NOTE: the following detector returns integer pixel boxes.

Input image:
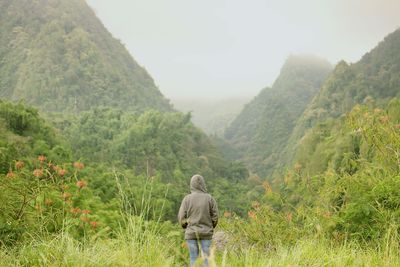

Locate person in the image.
[178,174,219,267]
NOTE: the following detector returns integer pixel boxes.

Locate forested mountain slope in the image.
[261,29,400,242]
[282,28,400,168]
[0,100,70,174]
[238,29,400,251]
[224,55,332,177]
[0,0,171,112]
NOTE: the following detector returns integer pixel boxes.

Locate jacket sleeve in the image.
[210,197,219,228]
[178,196,188,229]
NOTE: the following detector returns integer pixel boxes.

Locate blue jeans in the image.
[187,239,211,267]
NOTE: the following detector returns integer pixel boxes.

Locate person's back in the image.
[178,174,218,266]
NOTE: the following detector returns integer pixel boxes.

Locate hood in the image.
[190,174,207,193]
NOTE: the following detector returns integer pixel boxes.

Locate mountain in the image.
[0,0,172,112]
[271,30,400,241]
[224,55,332,177]
[282,28,400,169]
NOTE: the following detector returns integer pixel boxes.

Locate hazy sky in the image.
[86,0,400,100]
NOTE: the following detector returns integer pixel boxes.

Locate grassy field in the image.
[2,172,399,267]
[1,221,399,267]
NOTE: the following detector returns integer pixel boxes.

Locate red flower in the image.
[52,165,60,172]
[286,212,293,222]
[33,169,43,178]
[45,199,54,206]
[58,169,67,177]
[15,161,24,169]
[76,180,87,189]
[262,181,272,193]
[90,221,99,228]
[6,171,15,179]
[82,209,91,215]
[379,116,389,124]
[38,155,46,163]
[323,212,332,218]
[73,162,85,170]
[70,207,81,215]
[62,192,72,199]
[248,211,257,220]
[251,201,260,210]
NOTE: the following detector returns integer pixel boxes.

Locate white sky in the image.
[86,0,400,100]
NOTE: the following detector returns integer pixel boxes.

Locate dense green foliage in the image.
[56,109,223,179]
[0,101,256,241]
[0,0,171,112]
[0,100,70,173]
[224,55,332,178]
[281,28,400,169]
[264,100,400,242]
[50,108,255,218]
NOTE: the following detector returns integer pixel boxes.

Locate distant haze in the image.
[86,0,400,100]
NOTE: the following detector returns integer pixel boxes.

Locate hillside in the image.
[0,100,69,173]
[261,28,400,247]
[0,0,172,112]
[224,55,332,177]
[282,28,400,168]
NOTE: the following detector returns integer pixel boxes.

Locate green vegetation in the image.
[0,100,70,173]
[7,99,400,265]
[1,0,400,265]
[52,108,255,219]
[0,101,255,265]
[1,230,399,266]
[281,28,400,170]
[225,55,332,178]
[0,101,255,226]
[0,0,171,112]
[274,100,400,242]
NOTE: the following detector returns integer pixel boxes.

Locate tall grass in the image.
[0,231,174,266]
[1,172,400,266]
[0,172,180,267]
[2,234,399,266]
[218,238,400,267]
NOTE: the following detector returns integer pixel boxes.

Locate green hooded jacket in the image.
[178,174,219,240]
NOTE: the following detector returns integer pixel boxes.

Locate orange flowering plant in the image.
[0,156,112,244]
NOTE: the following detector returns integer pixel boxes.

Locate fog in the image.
[86,0,400,100]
